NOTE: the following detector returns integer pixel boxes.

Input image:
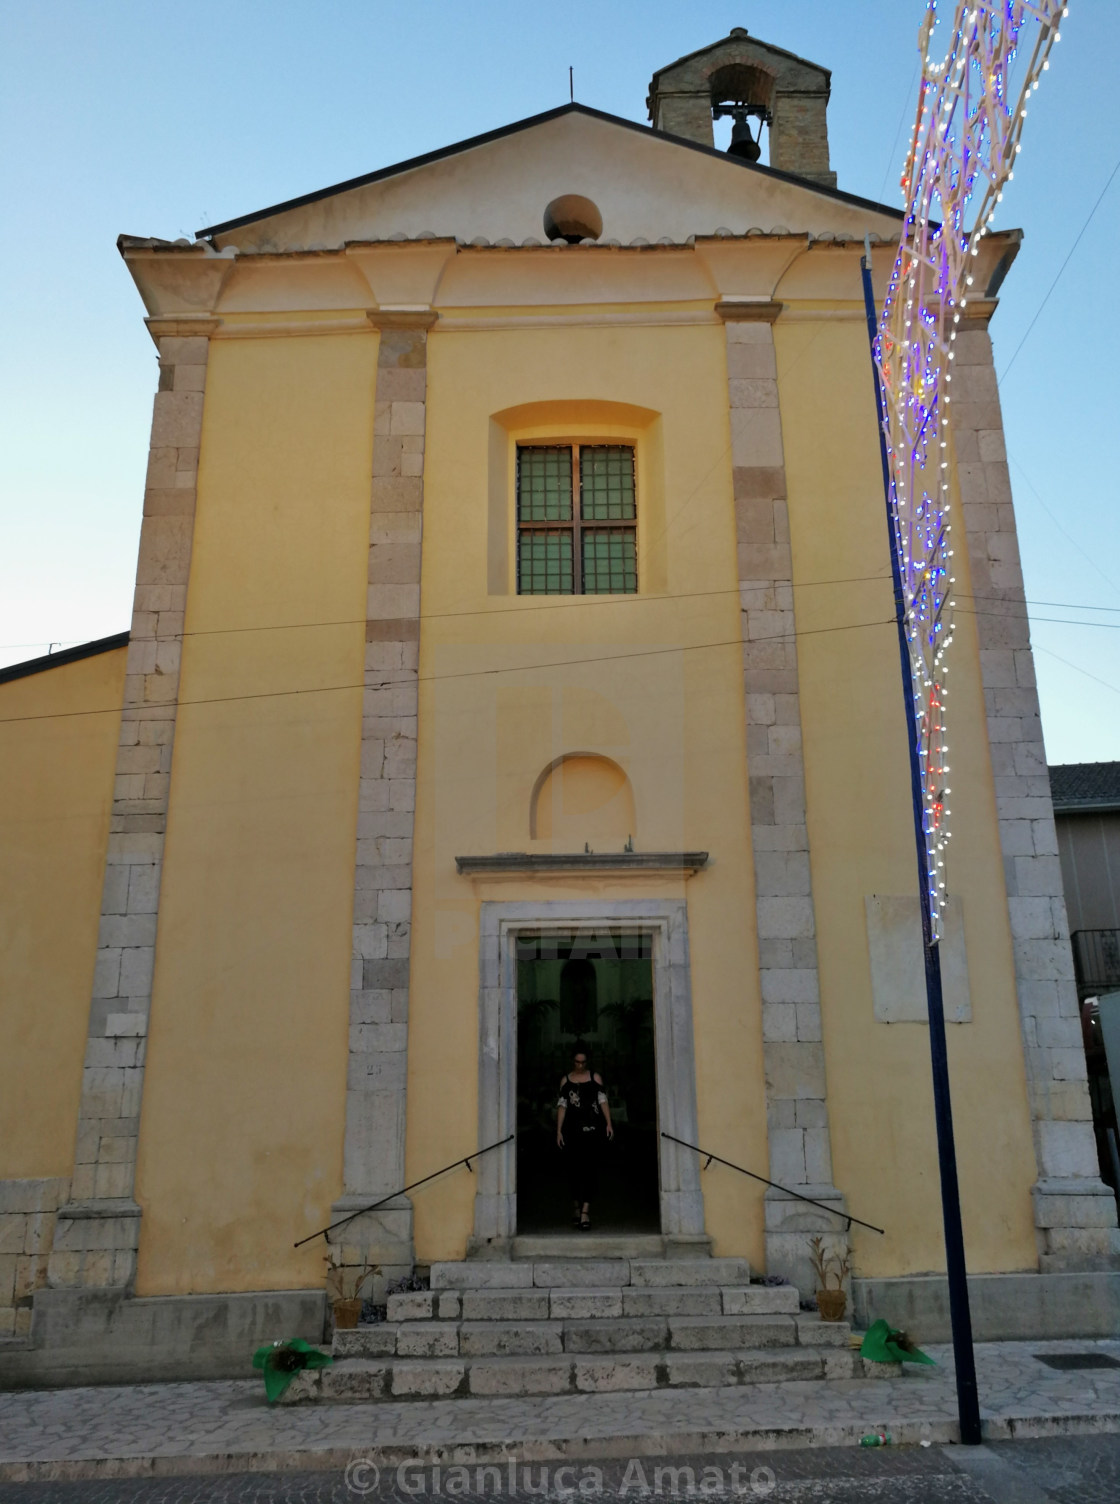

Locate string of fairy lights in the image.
[875,0,1067,938]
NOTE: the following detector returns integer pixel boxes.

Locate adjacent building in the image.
[1051,761,1120,1200]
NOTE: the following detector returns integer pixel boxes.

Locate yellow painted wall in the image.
[133,331,377,1295]
[3,307,1039,1288]
[775,317,1039,1278]
[406,320,769,1264]
[0,647,126,1177]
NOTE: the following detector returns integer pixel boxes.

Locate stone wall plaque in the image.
[865,894,971,1024]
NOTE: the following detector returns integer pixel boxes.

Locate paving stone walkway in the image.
[1,1340,1119,1482]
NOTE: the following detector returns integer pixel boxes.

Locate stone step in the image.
[336,1311,837,1359]
[426,1257,754,1291]
[290,1344,859,1404]
[668,1315,798,1351]
[460,1321,563,1357]
[630,1258,754,1287]
[386,1283,799,1324]
[510,1235,712,1260]
[794,1311,854,1348]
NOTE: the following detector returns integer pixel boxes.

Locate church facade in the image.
[2,30,1116,1381]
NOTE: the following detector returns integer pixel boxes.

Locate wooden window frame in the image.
[516,441,638,596]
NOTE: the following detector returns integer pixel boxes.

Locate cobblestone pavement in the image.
[1,1341,1119,1486]
[1,1438,1120,1503]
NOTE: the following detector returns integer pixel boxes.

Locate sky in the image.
[1,0,1118,765]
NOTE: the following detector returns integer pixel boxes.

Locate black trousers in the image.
[564,1128,601,1204]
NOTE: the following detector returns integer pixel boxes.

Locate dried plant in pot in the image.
[808,1236,851,1322]
[325,1255,379,1330]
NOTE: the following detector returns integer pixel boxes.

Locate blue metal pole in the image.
[861,252,982,1446]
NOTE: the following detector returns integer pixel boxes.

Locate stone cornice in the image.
[455,851,709,877]
[144,315,222,347]
[120,230,1020,332]
[56,1198,142,1221]
[366,308,439,330]
[716,300,783,323]
[957,298,999,331]
[122,243,237,321]
[347,242,456,310]
[211,316,370,340]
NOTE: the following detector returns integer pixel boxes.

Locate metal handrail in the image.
[296,1129,884,1247]
[661,1131,885,1236]
[293,1135,514,1248]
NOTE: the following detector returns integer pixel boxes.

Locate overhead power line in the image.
[6,578,1120,658]
[3,591,1120,731]
[1008,455,1120,601]
[1035,645,1120,701]
[0,615,899,727]
[876,58,920,204]
[1000,152,1120,381]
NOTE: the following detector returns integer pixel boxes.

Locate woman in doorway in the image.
[556,1044,613,1230]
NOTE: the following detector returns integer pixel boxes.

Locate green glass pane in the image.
[582,528,637,594]
[518,529,574,594]
[580,446,635,521]
[518,447,573,522]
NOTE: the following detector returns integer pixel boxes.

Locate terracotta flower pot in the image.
[332,1297,363,1330]
[816,1288,847,1323]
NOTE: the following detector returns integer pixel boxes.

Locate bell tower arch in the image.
[647,27,836,188]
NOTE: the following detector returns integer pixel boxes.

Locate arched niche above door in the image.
[530,754,636,845]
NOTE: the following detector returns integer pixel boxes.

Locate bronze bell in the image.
[727,110,761,162]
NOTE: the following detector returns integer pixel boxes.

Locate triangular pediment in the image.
[200,105,901,254]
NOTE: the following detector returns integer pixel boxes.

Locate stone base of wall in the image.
[47,1198,142,1291]
[1034,1178,1120,1272]
[0,1179,68,1338]
[0,1286,326,1388]
[852,1271,1120,1343]
[764,1185,850,1296]
[326,1196,413,1304]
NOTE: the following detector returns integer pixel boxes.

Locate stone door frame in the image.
[471,898,705,1246]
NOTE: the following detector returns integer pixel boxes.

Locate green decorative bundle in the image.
[252,1338,333,1402]
[860,1318,936,1366]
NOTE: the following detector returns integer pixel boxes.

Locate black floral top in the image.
[558,1075,608,1134]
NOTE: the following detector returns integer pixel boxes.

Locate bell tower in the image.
[647,27,836,188]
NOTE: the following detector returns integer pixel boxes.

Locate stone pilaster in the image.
[951,305,1120,1271]
[328,312,433,1292]
[48,319,214,1292]
[0,1178,68,1336]
[721,303,848,1291]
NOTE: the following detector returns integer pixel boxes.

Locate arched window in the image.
[516,443,637,595]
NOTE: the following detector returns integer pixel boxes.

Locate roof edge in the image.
[1052,799,1120,815]
[648,34,831,92]
[1049,761,1120,815]
[196,103,905,240]
[0,632,130,687]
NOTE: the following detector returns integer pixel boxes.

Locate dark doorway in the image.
[516,930,660,1233]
